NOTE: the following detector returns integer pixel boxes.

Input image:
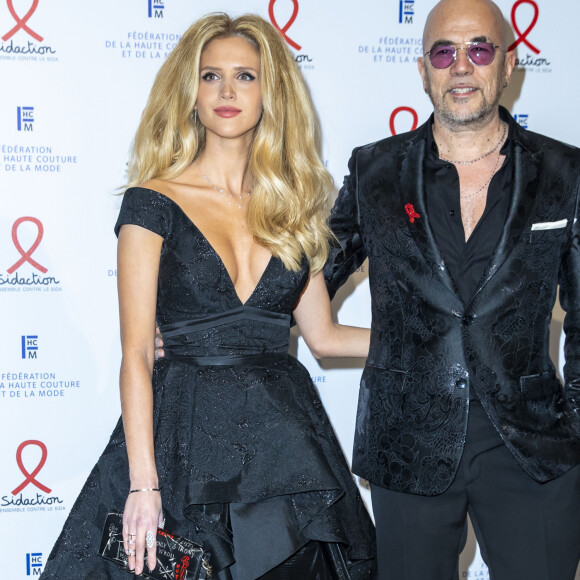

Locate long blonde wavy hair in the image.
[126,13,333,274]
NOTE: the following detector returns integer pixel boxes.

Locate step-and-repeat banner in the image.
[2,1,578,578]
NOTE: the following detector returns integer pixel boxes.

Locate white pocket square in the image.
[531,219,568,231]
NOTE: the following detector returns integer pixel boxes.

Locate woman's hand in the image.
[122,489,163,575]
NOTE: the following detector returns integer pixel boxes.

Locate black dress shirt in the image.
[425,123,513,305]
[425,122,513,401]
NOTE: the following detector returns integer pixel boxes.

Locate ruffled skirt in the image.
[41,356,376,579]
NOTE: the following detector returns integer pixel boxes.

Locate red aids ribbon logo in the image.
[508,0,540,54]
[268,0,302,51]
[11,440,52,495]
[7,216,47,274]
[389,107,419,136]
[2,0,44,42]
[405,203,420,223]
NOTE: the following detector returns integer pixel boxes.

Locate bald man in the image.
[324,0,580,577]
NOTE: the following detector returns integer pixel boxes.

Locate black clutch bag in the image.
[99,511,212,579]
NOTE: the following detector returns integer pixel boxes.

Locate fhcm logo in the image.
[148,0,164,18]
[399,0,415,24]
[22,335,38,359]
[26,553,43,576]
[17,106,34,131]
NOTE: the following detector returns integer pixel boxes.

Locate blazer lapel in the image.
[474,139,542,296]
[398,128,459,298]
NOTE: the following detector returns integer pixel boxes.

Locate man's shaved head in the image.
[423,0,510,51]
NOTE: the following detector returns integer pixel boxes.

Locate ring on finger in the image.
[126,548,135,556]
[146,530,155,549]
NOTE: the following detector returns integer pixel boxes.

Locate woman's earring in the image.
[194,109,198,123]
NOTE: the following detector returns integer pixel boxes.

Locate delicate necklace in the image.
[461,150,503,200]
[439,123,507,165]
[203,174,250,210]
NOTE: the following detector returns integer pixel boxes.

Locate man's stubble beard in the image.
[424,66,506,129]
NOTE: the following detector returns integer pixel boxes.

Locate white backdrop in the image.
[1,1,578,578]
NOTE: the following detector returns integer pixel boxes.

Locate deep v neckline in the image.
[143,188,275,306]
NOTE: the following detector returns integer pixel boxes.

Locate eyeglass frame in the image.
[423,41,506,69]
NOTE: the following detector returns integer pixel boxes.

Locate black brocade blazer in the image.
[325,108,580,496]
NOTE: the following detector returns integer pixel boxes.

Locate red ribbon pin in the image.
[405,203,420,223]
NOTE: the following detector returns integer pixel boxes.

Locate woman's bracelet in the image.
[128,488,161,494]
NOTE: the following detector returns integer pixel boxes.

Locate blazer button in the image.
[456,379,467,389]
[462,315,475,326]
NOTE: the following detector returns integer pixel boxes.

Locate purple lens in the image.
[466,43,496,65]
[428,45,455,69]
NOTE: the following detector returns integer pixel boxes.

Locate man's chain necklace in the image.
[438,123,507,165]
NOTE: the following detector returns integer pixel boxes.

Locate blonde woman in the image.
[41,13,375,580]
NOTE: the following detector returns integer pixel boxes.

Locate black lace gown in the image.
[41,187,376,579]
